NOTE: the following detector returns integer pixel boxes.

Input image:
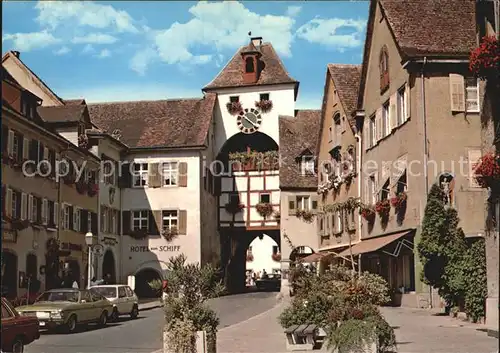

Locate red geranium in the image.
[474,152,500,188]
[469,36,500,80]
[375,199,391,217]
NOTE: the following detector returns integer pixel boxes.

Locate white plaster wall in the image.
[56,129,78,146]
[212,84,296,155]
[121,150,202,275]
[246,234,281,274]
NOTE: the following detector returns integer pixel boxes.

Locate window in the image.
[103,160,114,185]
[229,96,239,103]
[229,194,240,205]
[245,57,255,73]
[379,46,389,90]
[259,193,270,203]
[118,287,127,298]
[369,175,377,205]
[296,196,310,211]
[1,303,13,319]
[465,77,479,112]
[301,158,315,176]
[11,190,17,219]
[272,245,279,254]
[163,162,178,186]
[101,207,108,233]
[382,102,390,137]
[87,212,92,233]
[63,204,70,230]
[347,146,356,172]
[335,211,342,233]
[125,286,134,297]
[111,209,117,234]
[259,93,269,101]
[133,163,148,187]
[73,208,80,231]
[162,210,178,230]
[369,115,376,147]
[42,199,48,224]
[397,86,406,126]
[12,133,20,160]
[396,171,407,194]
[380,179,390,201]
[59,158,69,176]
[32,196,39,223]
[132,211,148,231]
[333,113,342,145]
[349,209,355,228]
[328,126,333,141]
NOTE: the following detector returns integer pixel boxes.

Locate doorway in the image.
[1,251,18,299]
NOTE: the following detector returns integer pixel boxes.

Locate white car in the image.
[89,285,139,321]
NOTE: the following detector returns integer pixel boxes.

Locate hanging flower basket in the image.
[87,183,99,197]
[246,254,254,262]
[360,206,376,222]
[63,173,75,185]
[469,36,500,80]
[375,200,391,218]
[272,253,281,262]
[12,219,30,231]
[473,152,500,188]
[76,180,88,194]
[162,227,178,242]
[256,203,274,218]
[273,210,280,222]
[390,192,407,209]
[78,134,89,149]
[129,229,148,240]
[254,99,273,113]
[225,202,245,214]
[296,209,314,223]
[226,101,243,116]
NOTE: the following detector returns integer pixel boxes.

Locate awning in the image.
[299,252,326,263]
[338,231,412,257]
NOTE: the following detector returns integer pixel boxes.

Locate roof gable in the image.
[37,105,88,124]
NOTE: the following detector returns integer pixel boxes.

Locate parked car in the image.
[255,274,281,291]
[89,285,139,321]
[1,297,40,353]
[15,289,113,333]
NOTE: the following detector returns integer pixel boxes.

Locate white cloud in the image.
[54,46,71,55]
[133,1,295,74]
[296,18,366,50]
[81,44,95,54]
[72,33,118,45]
[35,1,138,33]
[96,49,111,58]
[286,6,302,17]
[2,30,61,52]
[129,48,157,76]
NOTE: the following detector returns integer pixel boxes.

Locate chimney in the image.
[12,51,20,58]
[251,37,262,48]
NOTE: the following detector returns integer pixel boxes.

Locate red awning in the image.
[338,231,412,257]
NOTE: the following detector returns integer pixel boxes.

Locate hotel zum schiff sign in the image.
[130,245,181,252]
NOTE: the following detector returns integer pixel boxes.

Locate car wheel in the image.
[66,315,77,333]
[110,307,119,322]
[11,337,24,353]
[130,305,139,319]
[98,311,108,326]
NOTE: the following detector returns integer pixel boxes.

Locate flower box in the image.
[256,203,274,218]
[76,180,88,194]
[469,36,500,80]
[375,200,391,218]
[225,202,245,214]
[162,227,178,242]
[390,192,407,209]
[226,101,243,115]
[473,152,500,188]
[246,254,254,262]
[229,150,279,172]
[296,210,314,223]
[87,183,99,197]
[129,229,148,240]
[255,99,273,113]
[272,253,281,262]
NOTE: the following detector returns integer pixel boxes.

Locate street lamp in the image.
[85,232,94,288]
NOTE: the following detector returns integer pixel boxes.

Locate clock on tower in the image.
[236,108,262,134]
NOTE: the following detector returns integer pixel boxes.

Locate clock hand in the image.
[244,116,258,127]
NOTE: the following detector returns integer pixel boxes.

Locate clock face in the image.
[237,108,262,134]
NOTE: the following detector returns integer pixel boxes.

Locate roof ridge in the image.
[202,45,245,90]
[86,97,204,106]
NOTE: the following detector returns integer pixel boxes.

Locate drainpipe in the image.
[355,133,362,273]
[119,157,124,283]
[421,56,432,308]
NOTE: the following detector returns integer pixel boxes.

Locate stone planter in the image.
[163,329,216,353]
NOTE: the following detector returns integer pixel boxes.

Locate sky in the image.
[2,1,369,109]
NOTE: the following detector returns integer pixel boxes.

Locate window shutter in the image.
[178,162,188,187]
[36,198,42,223]
[38,142,44,164]
[339,211,344,233]
[363,122,369,151]
[43,147,49,160]
[81,210,88,233]
[389,93,397,130]
[28,194,33,221]
[317,214,323,235]
[449,74,465,112]
[21,137,29,160]
[288,196,296,216]
[68,205,74,230]
[148,210,160,235]
[468,149,482,188]
[91,212,98,234]
[54,202,59,227]
[6,189,12,217]
[311,195,319,214]
[154,210,162,233]
[15,191,21,220]
[29,139,37,162]
[2,127,8,153]
[16,133,24,163]
[122,211,131,235]
[376,108,382,141]
[405,82,411,121]
[8,130,14,154]
[21,193,27,220]
[178,210,187,234]
[120,163,132,188]
[42,199,48,224]
[148,163,160,188]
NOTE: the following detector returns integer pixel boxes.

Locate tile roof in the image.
[380,0,476,57]
[279,110,321,189]
[203,42,298,90]
[327,64,362,117]
[87,93,217,148]
[64,99,86,105]
[37,105,87,123]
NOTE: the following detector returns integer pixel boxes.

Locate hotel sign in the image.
[130,245,181,252]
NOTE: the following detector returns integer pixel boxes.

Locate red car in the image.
[1,297,40,353]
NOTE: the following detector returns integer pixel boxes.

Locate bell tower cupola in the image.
[241,36,263,84]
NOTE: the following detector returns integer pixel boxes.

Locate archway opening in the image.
[1,251,18,299]
[290,246,315,264]
[245,233,281,291]
[135,268,162,298]
[25,254,40,294]
[102,250,116,284]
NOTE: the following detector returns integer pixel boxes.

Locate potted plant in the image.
[162,226,178,242]
[375,200,391,219]
[226,101,243,115]
[129,228,148,239]
[296,209,314,223]
[272,253,281,262]
[225,202,245,214]
[76,179,88,194]
[255,99,273,113]
[390,191,407,209]
[473,152,500,189]
[469,36,500,80]
[246,253,254,262]
[274,210,281,222]
[256,202,274,218]
[78,133,89,149]
[87,182,99,197]
[360,206,376,222]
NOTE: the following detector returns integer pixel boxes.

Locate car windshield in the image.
[36,291,79,302]
[90,287,117,299]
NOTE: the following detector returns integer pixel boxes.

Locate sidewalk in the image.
[138,299,162,311]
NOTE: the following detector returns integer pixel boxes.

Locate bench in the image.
[284,324,318,351]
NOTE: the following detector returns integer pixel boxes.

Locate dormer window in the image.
[379,46,389,91]
[300,157,315,175]
[20,93,35,119]
[245,57,255,73]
